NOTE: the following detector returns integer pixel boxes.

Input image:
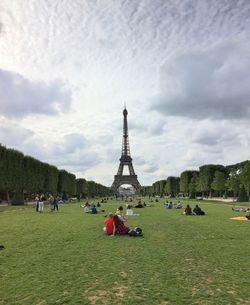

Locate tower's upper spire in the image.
[111,107,141,192]
[123,107,128,116]
[122,106,129,156]
[123,102,127,115]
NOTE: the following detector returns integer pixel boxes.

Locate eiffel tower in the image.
[111,107,141,192]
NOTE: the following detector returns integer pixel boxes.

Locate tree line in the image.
[0,144,111,204]
[140,161,250,202]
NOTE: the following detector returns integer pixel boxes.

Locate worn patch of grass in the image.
[0,198,249,305]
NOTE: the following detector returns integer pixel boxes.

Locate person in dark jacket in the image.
[193,204,205,215]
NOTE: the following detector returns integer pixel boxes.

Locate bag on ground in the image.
[128,227,143,237]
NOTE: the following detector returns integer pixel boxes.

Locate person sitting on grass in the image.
[193,204,205,215]
[176,201,182,209]
[134,202,144,208]
[104,213,115,235]
[126,205,139,216]
[116,205,123,213]
[90,204,98,214]
[113,215,129,235]
[81,202,92,213]
[184,204,193,215]
[166,202,173,209]
[116,206,127,222]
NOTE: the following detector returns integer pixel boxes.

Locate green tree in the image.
[0,145,24,203]
[180,170,198,194]
[237,187,249,202]
[188,172,199,199]
[226,170,240,199]
[165,177,179,196]
[43,163,59,194]
[58,170,76,198]
[76,178,88,198]
[199,164,226,197]
[239,161,250,198]
[211,171,226,196]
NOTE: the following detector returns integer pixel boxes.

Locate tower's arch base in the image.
[111,175,141,193]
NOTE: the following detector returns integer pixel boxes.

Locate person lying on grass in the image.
[232,207,250,212]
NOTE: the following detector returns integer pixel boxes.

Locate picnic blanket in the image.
[230,216,249,221]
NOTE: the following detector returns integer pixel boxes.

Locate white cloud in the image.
[0,0,250,185]
[152,35,250,120]
[0,118,34,146]
[0,69,72,118]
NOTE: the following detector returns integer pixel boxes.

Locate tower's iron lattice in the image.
[111,107,141,192]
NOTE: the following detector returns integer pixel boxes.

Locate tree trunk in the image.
[12,189,24,205]
[6,191,10,203]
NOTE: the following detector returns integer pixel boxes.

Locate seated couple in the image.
[184,204,205,215]
[81,203,103,214]
[104,213,129,236]
[164,201,173,209]
[164,201,182,209]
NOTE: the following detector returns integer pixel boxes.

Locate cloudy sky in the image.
[0,0,250,186]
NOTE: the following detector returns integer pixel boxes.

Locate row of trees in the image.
[141,161,250,201]
[0,144,111,204]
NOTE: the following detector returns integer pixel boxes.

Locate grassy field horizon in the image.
[1,198,250,305]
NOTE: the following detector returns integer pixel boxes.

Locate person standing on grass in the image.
[53,195,59,212]
[35,194,39,212]
[48,194,54,212]
[38,194,45,213]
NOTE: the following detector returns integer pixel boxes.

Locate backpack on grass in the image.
[128,227,143,237]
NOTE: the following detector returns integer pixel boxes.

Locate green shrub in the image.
[237,188,249,202]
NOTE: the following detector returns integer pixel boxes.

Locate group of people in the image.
[184,204,205,215]
[164,201,182,209]
[232,207,250,220]
[80,202,105,214]
[35,194,60,213]
[104,206,142,236]
[232,207,250,212]
[163,200,205,215]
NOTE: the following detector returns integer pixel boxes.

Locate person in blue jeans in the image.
[53,196,59,211]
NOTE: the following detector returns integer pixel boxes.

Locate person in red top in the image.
[104,213,115,235]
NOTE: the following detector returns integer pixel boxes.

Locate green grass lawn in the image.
[0,198,250,305]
